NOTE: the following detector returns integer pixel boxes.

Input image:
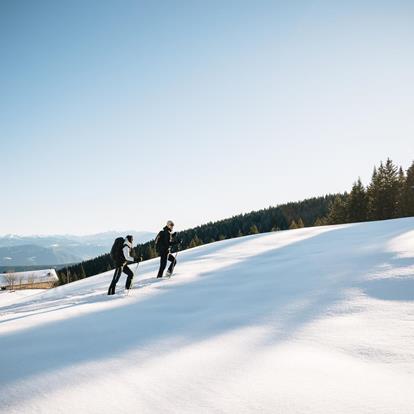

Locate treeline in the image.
[57,194,336,284]
[327,159,414,224]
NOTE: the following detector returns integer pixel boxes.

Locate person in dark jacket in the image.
[155,220,179,278]
[108,235,138,295]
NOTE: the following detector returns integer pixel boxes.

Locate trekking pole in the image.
[171,242,180,275]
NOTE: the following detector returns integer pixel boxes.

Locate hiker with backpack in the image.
[155,220,180,278]
[108,235,139,295]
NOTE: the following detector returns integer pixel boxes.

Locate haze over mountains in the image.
[0,231,156,269]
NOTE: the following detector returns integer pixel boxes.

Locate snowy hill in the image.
[0,218,413,413]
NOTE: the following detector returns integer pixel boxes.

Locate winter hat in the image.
[167,220,174,227]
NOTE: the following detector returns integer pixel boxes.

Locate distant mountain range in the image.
[0,231,156,269]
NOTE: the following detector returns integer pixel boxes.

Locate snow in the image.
[0,218,413,413]
[0,289,47,307]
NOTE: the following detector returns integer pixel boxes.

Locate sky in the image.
[0,0,413,235]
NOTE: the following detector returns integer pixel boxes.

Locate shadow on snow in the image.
[0,218,413,405]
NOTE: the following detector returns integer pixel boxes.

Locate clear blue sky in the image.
[1,0,413,235]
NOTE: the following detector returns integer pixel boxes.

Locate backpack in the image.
[110,237,125,264]
[155,231,163,254]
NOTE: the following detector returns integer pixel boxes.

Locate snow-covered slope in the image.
[1,218,413,414]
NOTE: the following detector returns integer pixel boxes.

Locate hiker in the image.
[155,220,180,278]
[108,235,138,295]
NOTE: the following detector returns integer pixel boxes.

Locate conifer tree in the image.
[297,218,305,228]
[79,265,86,280]
[395,167,406,216]
[249,225,259,234]
[289,220,298,229]
[347,178,368,222]
[146,245,157,259]
[189,235,202,248]
[327,195,348,224]
[367,165,381,220]
[367,160,400,220]
[401,161,414,216]
[314,217,327,226]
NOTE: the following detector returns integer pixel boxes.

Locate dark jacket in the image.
[155,226,175,254]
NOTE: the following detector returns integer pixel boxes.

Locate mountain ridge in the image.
[0,231,156,267]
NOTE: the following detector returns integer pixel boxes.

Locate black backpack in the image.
[155,231,164,254]
[110,237,125,263]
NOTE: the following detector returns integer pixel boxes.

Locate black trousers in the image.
[108,264,134,295]
[157,251,176,278]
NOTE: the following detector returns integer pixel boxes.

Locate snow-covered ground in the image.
[1,218,413,414]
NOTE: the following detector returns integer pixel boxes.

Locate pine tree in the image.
[314,217,327,226]
[368,159,400,220]
[297,218,305,228]
[401,161,414,216]
[367,160,398,220]
[367,166,380,220]
[395,167,406,216]
[314,217,322,226]
[347,178,368,222]
[249,225,259,234]
[189,235,202,248]
[289,220,298,229]
[327,195,348,224]
[79,265,86,280]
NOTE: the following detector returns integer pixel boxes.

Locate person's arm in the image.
[170,232,180,246]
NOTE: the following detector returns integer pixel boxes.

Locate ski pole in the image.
[171,244,180,274]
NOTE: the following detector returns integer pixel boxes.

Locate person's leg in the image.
[167,253,176,273]
[108,266,122,295]
[108,267,117,295]
[124,265,134,289]
[157,252,168,278]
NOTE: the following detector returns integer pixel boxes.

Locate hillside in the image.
[62,194,336,281]
[0,218,413,413]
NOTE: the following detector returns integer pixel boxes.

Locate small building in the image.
[0,269,58,290]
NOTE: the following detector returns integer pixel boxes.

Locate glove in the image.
[135,256,143,263]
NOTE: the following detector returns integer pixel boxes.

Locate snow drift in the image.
[0,218,413,413]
